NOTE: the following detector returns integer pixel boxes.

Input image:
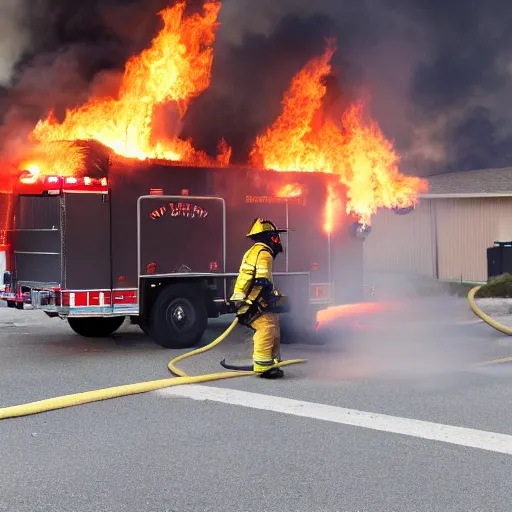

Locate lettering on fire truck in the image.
[245,195,306,206]
[150,202,209,220]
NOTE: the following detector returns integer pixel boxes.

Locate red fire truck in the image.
[0,144,369,348]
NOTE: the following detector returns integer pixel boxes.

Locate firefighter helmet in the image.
[246,218,287,257]
[246,218,288,238]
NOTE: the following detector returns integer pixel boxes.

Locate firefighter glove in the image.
[235,299,262,326]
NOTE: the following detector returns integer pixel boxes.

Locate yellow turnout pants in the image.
[250,312,281,372]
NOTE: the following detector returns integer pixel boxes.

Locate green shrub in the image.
[475,273,512,298]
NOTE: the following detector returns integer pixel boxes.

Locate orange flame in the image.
[316,301,391,328]
[250,41,428,227]
[18,141,87,177]
[324,183,343,234]
[216,138,232,166]
[28,1,228,175]
[276,183,303,198]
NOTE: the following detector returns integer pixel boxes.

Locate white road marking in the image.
[157,385,512,456]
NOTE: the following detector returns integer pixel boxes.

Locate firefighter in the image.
[231,218,288,379]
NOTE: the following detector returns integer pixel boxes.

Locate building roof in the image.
[421,167,512,198]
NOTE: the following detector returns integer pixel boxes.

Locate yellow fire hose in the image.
[0,318,307,421]
[468,285,512,366]
[5,284,504,421]
[467,285,512,335]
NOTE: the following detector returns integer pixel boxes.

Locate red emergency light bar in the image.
[16,171,108,195]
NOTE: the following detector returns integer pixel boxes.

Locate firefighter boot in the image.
[258,359,284,379]
[251,312,284,379]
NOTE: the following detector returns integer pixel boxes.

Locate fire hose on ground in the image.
[467,285,512,335]
[0,318,307,421]
[1,285,506,420]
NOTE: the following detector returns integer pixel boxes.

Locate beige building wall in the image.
[363,201,436,277]
[435,198,512,282]
[365,197,512,283]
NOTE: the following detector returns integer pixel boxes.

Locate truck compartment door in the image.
[11,196,61,286]
[61,193,112,291]
[138,196,225,276]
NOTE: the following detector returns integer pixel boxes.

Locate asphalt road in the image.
[1,296,512,512]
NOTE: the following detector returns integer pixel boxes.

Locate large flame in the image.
[13,3,426,235]
[28,1,226,174]
[250,41,428,227]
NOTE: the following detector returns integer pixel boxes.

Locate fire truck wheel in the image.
[67,316,126,338]
[149,283,208,349]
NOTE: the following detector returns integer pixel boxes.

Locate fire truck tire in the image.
[67,316,126,338]
[149,283,208,349]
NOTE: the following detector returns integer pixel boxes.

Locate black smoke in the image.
[181,13,341,163]
[3,0,512,175]
[0,0,170,152]
[186,0,512,174]
[403,0,512,173]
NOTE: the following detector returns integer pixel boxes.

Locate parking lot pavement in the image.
[1,302,512,512]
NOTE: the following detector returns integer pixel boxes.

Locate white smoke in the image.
[300,273,484,388]
[0,0,30,85]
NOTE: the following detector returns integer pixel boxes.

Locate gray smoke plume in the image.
[0,0,30,86]
[2,0,512,175]
[195,0,512,174]
[0,0,171,162]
